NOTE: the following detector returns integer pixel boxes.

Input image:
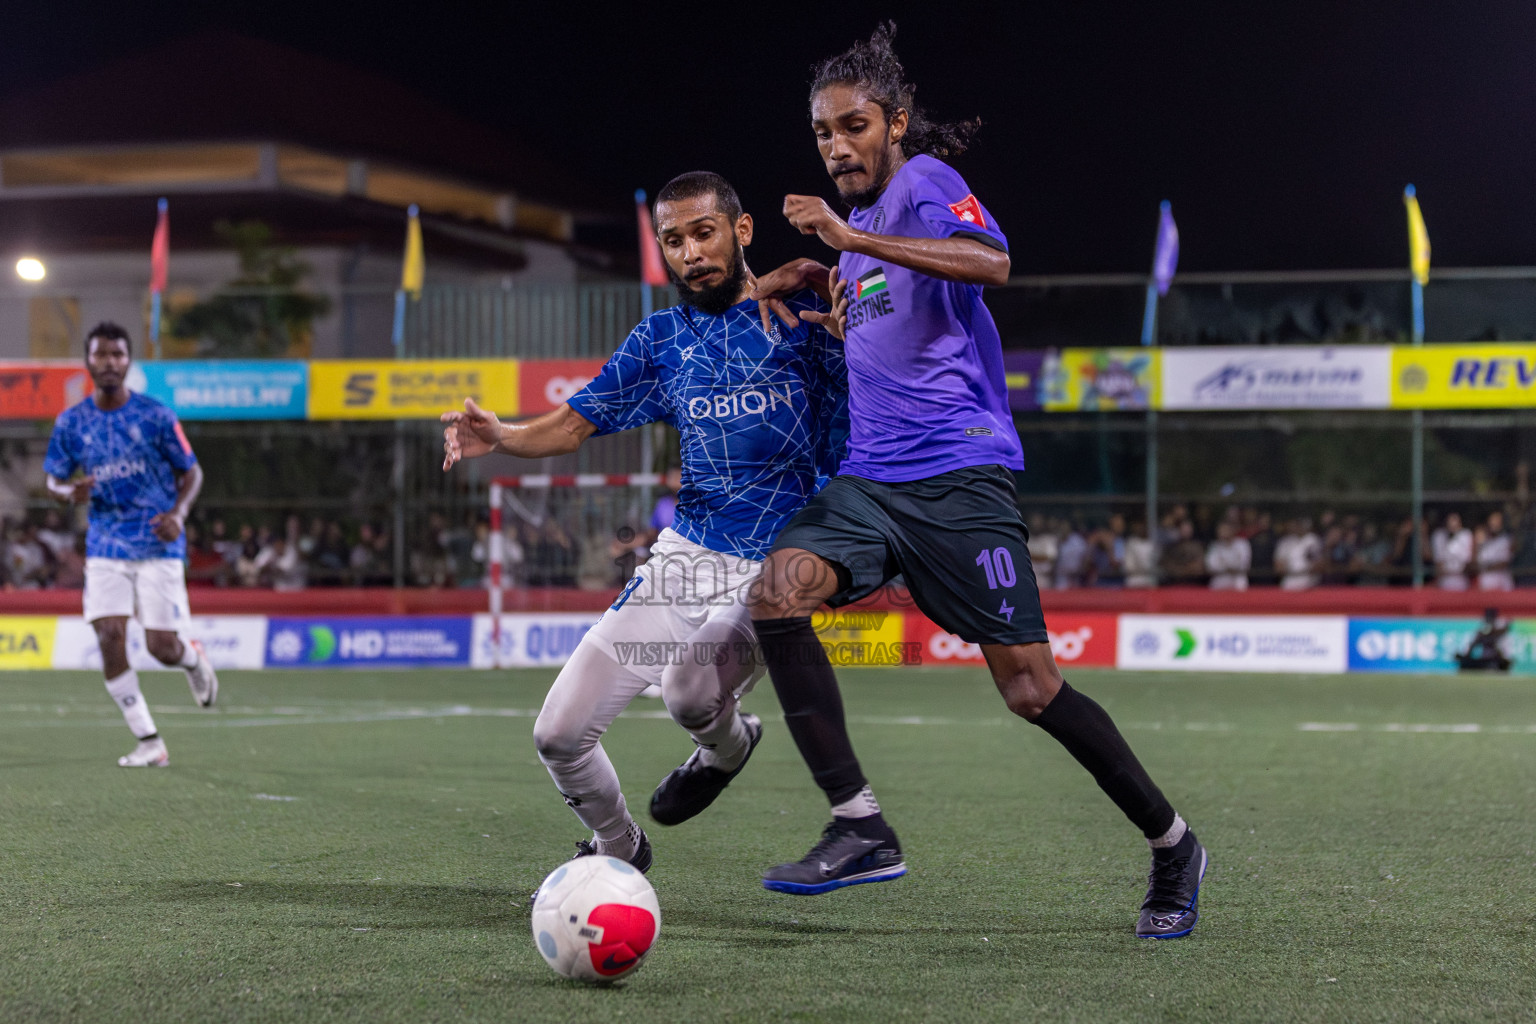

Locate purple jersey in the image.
[837,154,1024,482]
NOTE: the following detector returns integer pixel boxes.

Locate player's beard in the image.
[673,244,748,316]
[834,146,899,210]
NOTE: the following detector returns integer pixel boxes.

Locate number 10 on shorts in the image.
[974,547,1017,590]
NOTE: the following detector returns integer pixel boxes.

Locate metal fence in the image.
[5,268,1536,588]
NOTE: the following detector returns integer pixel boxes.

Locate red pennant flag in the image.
[150,198,169,294]
[635,191,669,286]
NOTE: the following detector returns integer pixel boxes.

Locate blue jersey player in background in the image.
[748,24,1207,938]
[442,172,848,886]
[45,323,220,768]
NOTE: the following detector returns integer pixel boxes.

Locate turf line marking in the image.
[1300,722,1360,731]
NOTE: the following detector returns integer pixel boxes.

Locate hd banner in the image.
[1117,614,1349,673]
[265,616,473,668]
[1160,346,1393,410]
[307,360,519,420]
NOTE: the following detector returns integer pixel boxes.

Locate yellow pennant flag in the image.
[401,204,424,298]
[1404,185,1430,286]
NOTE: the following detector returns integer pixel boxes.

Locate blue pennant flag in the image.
[1153,200,1179,296]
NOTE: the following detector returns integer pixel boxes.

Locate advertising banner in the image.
[308,360,518,419]
[1118,614,1348,673]
[815,609,912,667]
[1003,350,1046,412]
[1042,348,1158,411]
[518,359,607,416]
[0,363,92,420]
[50,616,268,671]
[1391,344,1536,409]
[265,616,472,668]
[139,361,308,420]
[1347,617,1536,674]
[472,613,602,668]
[0,616,57,668]
[904,612,1117,667]
[1161,346,1392,410]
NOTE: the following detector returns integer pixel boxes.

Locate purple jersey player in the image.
[745,23,1207,940]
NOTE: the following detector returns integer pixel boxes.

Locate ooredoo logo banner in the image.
[904,613,1117,667]
[518,359,606,415]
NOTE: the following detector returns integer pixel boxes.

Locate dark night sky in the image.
[5,1,1534,274]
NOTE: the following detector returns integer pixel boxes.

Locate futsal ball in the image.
[531,856,660,982]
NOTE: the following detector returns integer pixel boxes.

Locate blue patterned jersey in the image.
[568,293,847,560]
[44,392,198,560]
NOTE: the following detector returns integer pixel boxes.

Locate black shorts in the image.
[771,465,1047,646]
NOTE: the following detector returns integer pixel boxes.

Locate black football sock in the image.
[1032,682,1177,839]
[754,616,868,806]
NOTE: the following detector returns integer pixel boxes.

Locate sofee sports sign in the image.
[308,361,518,420]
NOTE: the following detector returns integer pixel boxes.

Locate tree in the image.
[170,221,331,357]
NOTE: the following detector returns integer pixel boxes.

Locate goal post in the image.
[486,473,662,668]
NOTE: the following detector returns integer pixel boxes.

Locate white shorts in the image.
[83,557,191,631]
[582,528,765,692]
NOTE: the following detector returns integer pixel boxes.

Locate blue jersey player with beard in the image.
[442,172,848,888]
[748,24,1208,939]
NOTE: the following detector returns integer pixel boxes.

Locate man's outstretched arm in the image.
[781,195,1009,287]
[441,398,598,470]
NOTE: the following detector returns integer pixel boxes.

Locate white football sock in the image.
[176,642,199,669]
[594,819,643,862]
[830,785,882,820]
[1149,814,1188,850]
[691,705,750,772]
[541,740,631,840]
[104,669,158,739]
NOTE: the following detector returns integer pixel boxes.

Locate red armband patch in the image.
[173,419,193,455]
[948,194,987,229]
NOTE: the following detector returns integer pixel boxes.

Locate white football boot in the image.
[118,737,169,768]
[185,639,219,708]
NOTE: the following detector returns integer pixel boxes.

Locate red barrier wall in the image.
[6,585,1534,617]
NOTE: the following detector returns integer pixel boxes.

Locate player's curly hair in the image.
[810,21,980,159]
[84,321,131,356]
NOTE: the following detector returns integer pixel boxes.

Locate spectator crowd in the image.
[1026,503,1535,591]
[5,499,1534,592]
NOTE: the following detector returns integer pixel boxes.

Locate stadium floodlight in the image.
[15,257,46,282]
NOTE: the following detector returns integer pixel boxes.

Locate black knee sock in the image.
[1033,682,1176,839]
[754,616,867,806]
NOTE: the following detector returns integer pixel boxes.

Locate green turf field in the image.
[1,667,1533,1023]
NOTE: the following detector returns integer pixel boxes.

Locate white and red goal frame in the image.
[486,473,661,665]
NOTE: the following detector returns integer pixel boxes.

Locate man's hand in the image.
[150,510,185,543]
[69,476,94,503]
[441,397,504,470]
[783,195,855,251]
[751,258,833,335]
[798,265,849,341]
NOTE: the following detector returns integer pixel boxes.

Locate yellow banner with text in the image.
[307,360,519,419]
[1391,344,1536,409]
